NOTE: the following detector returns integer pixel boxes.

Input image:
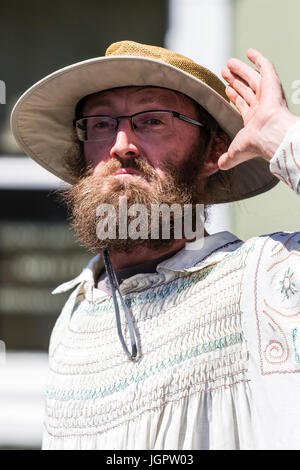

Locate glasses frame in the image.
[73,109,206,142]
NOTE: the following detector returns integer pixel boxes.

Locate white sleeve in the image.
[241,232,300,449]
[269,119,300,194]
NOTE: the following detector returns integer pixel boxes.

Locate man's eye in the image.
[144,118,163,126]
[148,119,162,125]
[94,120,110,128]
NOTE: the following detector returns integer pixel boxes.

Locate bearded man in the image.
[11,41,300,450]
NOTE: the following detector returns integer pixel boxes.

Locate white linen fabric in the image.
[43,120,300,450]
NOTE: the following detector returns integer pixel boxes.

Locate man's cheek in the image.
[87,157,109,174]
[83,142,106,167]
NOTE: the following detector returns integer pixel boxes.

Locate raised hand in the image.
[219,48,299,170]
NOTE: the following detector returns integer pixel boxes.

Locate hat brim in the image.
[10,56,278,203]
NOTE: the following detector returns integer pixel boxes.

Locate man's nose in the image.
[110,119,140,160]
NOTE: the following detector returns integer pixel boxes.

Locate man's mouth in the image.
[113,168,141,176]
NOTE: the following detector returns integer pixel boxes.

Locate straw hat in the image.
[10,40,278,202]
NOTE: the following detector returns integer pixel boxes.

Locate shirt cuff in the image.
[270,119,300,194]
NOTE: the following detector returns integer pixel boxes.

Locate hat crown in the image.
[106,40,228,101]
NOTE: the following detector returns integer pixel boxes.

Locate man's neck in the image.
[108,232,209,270]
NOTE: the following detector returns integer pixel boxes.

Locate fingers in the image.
[223,49,287,108]
[246,48,286,102]
[225,85,249,119]
[224,57,260,93]
[222,66,256,106]
[246,48,271,72]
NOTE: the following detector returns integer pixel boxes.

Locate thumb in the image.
[218,145,239,170]
[217,128,255,170]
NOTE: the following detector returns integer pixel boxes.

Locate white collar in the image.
[52,231,242,295]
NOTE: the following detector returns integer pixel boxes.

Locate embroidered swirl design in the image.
[264,340,286,364]
[263,310,289,364]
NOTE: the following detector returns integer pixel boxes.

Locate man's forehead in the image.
[80,86,194,113]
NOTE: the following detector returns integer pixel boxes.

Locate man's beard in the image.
[61,144,206,255]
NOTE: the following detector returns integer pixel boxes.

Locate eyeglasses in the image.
[73,109,206,142]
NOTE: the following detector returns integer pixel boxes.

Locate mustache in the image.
[86,157,158,182]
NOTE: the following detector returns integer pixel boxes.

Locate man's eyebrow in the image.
[86,97,115,108]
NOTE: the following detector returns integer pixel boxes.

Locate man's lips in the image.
[113,168,141,176]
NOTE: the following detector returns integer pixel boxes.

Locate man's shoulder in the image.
[239,231,300,384]
[241,231,300,254]
[237,231,300,300]
[221,231,300,273]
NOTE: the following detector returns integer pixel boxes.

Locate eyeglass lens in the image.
[76,111,175,142]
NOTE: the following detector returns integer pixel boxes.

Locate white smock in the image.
[43,121,300,450]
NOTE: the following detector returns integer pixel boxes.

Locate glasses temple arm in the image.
[177,113,205,127]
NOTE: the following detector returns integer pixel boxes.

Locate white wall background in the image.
[165,0,233,234]
[0,353,48,449]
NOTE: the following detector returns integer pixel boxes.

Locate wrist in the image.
[258,111,300,161]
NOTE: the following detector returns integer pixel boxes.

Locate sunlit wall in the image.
[230,0,300,240]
